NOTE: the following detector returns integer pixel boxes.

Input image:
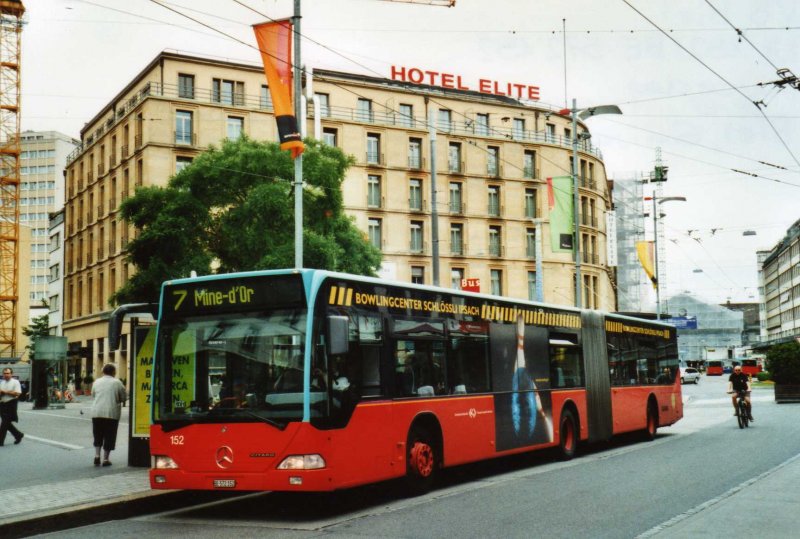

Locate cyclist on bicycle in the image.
[727,365,753,421]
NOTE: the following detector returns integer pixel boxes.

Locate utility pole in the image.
[429,109,439,286]
[293,0,303,269]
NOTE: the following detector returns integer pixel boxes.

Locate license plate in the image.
[213,479,236,488]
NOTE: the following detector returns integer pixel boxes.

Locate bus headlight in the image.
[153,455,179,469]
[277,454,326,470]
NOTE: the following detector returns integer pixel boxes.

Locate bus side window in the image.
[361,346,381,396]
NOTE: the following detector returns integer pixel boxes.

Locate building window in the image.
[450,223,464,255]
[490,269,503,296]
[176,156,193,173]
[525,188,537,218]
[178,74,195,99]
[475,113,489,136]
[451,267,464,290]
[322,127,337,147]
[366,133,381,164]
[546,123,556,142]
[49,232,60,252]
[49,295,59,312]
[226,116,244,139]
[410,221,424,253]
[513,118,525,139]
[357,98,373,122]
[408,137,422,168]
[316,92,330,117]
[260,85,272,109]
[213,78,244,106]
[487,185,501,217]
[487,146,499,176]
[368,218,382,248]
[527,271,537,300]
[526,228,536,258]
[367,175,382,208]
[398,103,413,127]
[409,178,422,211]
[489,226,502,257]
[411,266,425,285]
[449,182,463,213]
[438,109,452,132]
[524,150,536,179]
[175,110,193,145]
[448,142,462,173]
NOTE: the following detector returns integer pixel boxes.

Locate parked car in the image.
[680,367,701,384]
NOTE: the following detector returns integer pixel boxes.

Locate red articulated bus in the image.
[706,360,725,376]
[120,269,682,494]
[740,359,761,376]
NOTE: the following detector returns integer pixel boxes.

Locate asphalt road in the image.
[28,375,798,539]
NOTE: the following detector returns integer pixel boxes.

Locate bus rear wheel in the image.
[558,409,577,460]
[404,427,437,495]
[644,401,658,441]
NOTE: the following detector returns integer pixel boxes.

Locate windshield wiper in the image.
[208,407,286,430]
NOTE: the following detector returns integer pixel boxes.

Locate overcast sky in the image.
[22,0,800,307]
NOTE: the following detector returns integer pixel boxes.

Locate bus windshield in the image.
[154,309,310,428]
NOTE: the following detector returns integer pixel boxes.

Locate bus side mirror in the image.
[327,316,350,356]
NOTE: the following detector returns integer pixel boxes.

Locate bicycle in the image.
[729,390,749,429]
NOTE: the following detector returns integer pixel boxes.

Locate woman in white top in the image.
[91,363,128,466]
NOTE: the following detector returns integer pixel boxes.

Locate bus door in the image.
[583,311,612,442]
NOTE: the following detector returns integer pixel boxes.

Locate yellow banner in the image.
[133,327,156,437]
[636,240,657,289]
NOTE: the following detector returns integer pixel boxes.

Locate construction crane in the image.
[0,0,25,359]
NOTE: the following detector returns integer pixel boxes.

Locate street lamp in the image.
[646,195,686,319]
[559,100,622,308]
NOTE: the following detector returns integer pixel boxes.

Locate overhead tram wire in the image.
[621,0,800,170]
[151,0,583,203]
[228,1,582,192]
[703,0,780,71]
[603,118,798,174]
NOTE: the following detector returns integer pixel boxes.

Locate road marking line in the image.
[21,434,84,450]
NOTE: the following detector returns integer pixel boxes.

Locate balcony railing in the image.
[523,166,540,179]
[408,198,426,212]
[448,160,464,174]
[121,145,129,158]
[488,244,504,257]
[582,252,600,264]
[366,152,384,166]
[408,156,425,169]
[580,214,599,228]
[449,201,465,214]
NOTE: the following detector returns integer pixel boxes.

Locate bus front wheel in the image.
[558,409,577,460]
[404,427,437,495]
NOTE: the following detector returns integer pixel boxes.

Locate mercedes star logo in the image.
[215,446,234,469]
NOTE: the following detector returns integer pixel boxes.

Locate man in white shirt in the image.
[0,367,24,446]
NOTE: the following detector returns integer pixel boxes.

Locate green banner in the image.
[548,176,574,253]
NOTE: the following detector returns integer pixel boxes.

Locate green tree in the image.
[23,309,49,361]
[766,341,800,384]
[112,137,382,304]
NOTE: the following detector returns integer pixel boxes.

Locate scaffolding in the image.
[0,0,24,358]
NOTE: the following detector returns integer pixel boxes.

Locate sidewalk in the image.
[645,452,800,537]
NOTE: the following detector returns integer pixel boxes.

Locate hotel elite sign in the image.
[390,65,540,100]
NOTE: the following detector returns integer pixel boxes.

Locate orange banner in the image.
[253,21,304,158]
